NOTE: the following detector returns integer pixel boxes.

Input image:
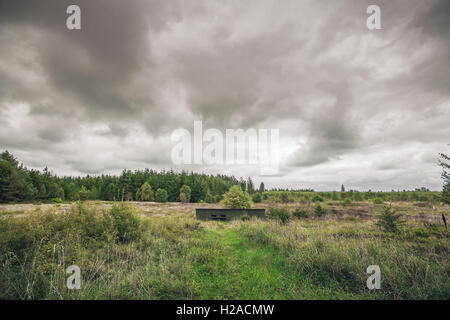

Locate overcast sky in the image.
[0,0,449,191]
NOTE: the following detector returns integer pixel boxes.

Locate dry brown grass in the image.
[1,200,448,223]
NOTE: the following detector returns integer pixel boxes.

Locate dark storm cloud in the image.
[0,0,180,122]
[410,0,450,38]
[288,81,360,166]
[404,0,450,94]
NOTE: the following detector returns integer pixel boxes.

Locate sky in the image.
[0,0,449,191]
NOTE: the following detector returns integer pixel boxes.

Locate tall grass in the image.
[0,203,202,299]
[237,219,449,299]
[0,203,448,299]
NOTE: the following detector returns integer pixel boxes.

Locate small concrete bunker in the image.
[195,208,266,221]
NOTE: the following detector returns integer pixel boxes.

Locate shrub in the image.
[252,192,262,203]
[314,204,327,217]
[342,198,352,206]
[267,207,291,224]
[313,195,324,202]
[280,192,290,203]
[240,214,251,221]
[107,203,143,242]
[376,206,405,233]
[221,185,252,209]
[154,188,168,202]
[179,185,191,203]
[179,192,188,203]
[373,198,384,205]
[292,208,309,219]
[331,192,340,201]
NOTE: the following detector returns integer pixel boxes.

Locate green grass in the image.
[190,228,301,299]
[0,203,448,300]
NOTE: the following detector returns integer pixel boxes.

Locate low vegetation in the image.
[267,207,291,224]
[314,204,327,217]
[292,208,309,219]
[0,202,448,300]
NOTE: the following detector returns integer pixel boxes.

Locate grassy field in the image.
[0,200,449,300]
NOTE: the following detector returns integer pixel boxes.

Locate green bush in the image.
[267,207,291,224]
[314,204,327,217]
[373,198,384,205]
[376,206,405,233]
[107,203,143,242]
[221,186,252,209]
[331,192,340,201]
[240,214,251,221]
[154,188,168,202]
[342,198,352,206]
[179,185,191,203]
[313,195,324,202]
[292,208,309,219]
[252,192,262,203]
[280,192,290,203]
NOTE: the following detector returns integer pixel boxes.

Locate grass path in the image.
[191,227,299,299]
[190,225,386,299]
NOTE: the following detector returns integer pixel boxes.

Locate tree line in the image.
[0,151,264,204]
[1,149,448,204]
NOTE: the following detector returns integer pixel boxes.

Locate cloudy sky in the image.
[0,0,449,191]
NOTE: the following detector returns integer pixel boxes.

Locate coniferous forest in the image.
[0,150,247,203]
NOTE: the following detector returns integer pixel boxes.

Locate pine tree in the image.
[259,182,265,193]
[140,182,154,201]
[79,186,89,201]
[0,151,34,202]
[247,177,255,194]
[155,188,168,202]
[439,152,450,204]
[376,205,405,233]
